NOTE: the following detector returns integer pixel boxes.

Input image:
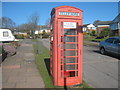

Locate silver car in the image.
[99,37,120,55]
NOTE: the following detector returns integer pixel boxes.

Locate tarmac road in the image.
[41,39,119,88]
[83,46,118,88]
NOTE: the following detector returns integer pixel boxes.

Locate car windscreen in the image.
[105,38,114,43]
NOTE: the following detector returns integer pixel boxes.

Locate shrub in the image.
[0,43,2,54]
[0,43,7,61]
[3,43,16,56]
[11,41,20,48]
[83,32,88,35]
[15,34,24,39]
[42,32,50,38]
[90,30,96,36]
[35,34,41,38]
[99,28,112,38]
[0,43,6,54]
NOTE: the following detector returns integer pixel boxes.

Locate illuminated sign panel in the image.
[59,12,80,16]
[63,22,76,28]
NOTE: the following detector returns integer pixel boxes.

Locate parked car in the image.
[99,37,120,56]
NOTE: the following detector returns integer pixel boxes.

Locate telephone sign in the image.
[59,12,80,16]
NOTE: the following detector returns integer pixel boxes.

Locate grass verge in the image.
[33,40,93,89]
[91,38,107,42]
[32,39,38,42]
[33,44,55,88]
[82,80,93,89]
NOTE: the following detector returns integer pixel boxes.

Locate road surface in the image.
[41,39,119,88]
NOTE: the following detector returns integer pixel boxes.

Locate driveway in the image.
[41,39,119,88]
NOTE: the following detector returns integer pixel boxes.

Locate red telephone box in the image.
[50,6,83,86]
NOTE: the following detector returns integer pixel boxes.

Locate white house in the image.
[94,21,112,35]
[38,29,50,34]
[83,24,96,33]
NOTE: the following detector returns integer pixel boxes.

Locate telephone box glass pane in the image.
[64,50,78,56]
[64,44,78,49]
[64,29,77,35]
[64,57,78,63]
[64,36,78,42]
[65,65,78,70]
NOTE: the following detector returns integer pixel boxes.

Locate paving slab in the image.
[2,39,45,88]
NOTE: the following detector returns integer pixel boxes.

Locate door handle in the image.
[61,36,63,42]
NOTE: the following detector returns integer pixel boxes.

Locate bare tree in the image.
[45,18,50,26]
[0,17,16,30]
[28,12,39,38]
[17,24,31,33]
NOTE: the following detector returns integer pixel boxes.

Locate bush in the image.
[0,43,6,55]
[3,43,16,56]
[0,43,7,61]
[15,34,24,39]
[42,32,50,38]
[0,43,2,54]
[35,34,41,38]
[11,41,20,48]
[99,28,112,38]
[83,32,88,35]
[90,30,96,36]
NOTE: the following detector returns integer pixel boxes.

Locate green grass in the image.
[33,44,55,88]
[83,35,95,41]
[91,38,107,42]
[82,80,93,89]
[32,39,38,42]
[33,40,93,89]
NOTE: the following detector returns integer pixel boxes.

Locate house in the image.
[83,24,96,33]
[94,21,112,35]
[38,29,50,34]
[110,14,120,36]
[14,31,28,37]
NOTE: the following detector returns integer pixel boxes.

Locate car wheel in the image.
[100,47,105,55]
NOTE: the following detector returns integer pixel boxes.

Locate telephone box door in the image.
[57,19,82,86]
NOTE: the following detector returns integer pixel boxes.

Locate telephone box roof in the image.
[55,6,83,11]
[51,6,83,15]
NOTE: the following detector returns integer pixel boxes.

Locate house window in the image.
[3,31,9,37]
[118,23,120,29]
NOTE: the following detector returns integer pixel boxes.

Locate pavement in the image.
[41,38,119,88]
[2,39,45,88]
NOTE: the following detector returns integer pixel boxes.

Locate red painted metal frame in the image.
[50,6,83,86]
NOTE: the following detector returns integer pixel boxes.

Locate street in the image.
[41,39,119,88]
